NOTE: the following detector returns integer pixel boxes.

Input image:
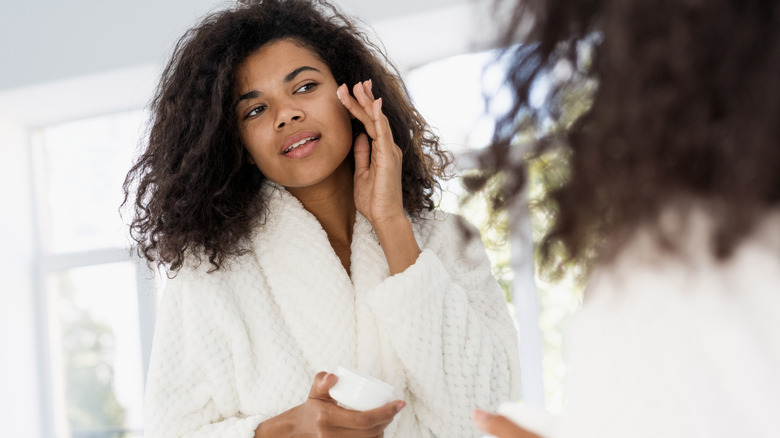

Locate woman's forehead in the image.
[235,39,332,85]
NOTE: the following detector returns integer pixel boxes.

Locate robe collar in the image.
[249,183,390,372]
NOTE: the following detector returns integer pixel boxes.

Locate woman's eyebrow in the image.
[235,66,323,108]
[284,66,321,83]
[235,90,261,108]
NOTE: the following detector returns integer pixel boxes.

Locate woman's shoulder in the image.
[413,208,477,236]
[410,208,473,247]
[163,247,259,297]
[593,205,780,275]
[583,206,780,321]
[411,208,492,269]
[567,209,780,437]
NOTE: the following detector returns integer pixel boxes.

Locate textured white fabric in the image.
[144,185,522,438]
[555,211,780,437]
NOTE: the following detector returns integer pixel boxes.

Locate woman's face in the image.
[234,38,353,190]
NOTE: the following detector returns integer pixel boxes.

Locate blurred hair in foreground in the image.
[474,0,780,273]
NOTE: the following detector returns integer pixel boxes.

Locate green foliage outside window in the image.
[454,56,596,410]
[57,275,128,438]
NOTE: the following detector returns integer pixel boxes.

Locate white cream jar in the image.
[328,366,395,411]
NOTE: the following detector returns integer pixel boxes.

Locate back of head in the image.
[494,0,780,264]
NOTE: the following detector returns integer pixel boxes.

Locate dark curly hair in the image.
[483,0,780,268]
[122,0,451,273]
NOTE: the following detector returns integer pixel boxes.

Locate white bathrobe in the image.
[144,184,522,438]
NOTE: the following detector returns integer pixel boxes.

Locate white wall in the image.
[0,120,40,438]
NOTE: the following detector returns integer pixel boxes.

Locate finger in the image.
[331,400,405,431]
[309,372,338,400]
[353,132,371,177]
[353,81,376,113]
[472,409,542,438]
[373,98,384,137]
[372,98,397,155]
[365,79,375,100]
[338,84,378,139]
[338,84,372,123]
[353,82,379,134]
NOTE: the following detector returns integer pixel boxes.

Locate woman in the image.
[123,0,521,437]
[473,0,780,436]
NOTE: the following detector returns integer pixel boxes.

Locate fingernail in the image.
[395,401,406,412]
[336,86,343,101]
[472,409,487,425]
[368,79,372,90]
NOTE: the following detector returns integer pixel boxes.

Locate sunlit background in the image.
[0,1,582,437]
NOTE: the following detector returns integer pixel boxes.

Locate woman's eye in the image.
[295,82,317,94]
[246,105,267,118]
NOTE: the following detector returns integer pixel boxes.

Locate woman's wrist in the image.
[372,215,422,275]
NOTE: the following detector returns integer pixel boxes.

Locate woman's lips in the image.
[283,135,318,153]
[283,137,319,159]
[279,131,321,159]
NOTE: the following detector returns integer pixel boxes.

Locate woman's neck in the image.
[286,163,356,272]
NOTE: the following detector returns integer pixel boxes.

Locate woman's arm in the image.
[339,79,521,436]
[364,215,523,437]
[144,272,268,437]
[339,80,422,276]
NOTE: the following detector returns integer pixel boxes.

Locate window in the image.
[32,110,156,438]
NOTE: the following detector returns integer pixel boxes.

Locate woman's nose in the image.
[275,106,304,129]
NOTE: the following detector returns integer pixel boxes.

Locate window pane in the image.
[405,50,508,153]
[33,110,145,254]
[47,262,145,438]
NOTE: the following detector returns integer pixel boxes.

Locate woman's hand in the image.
[255,371,405,438]
[472,409,544,438]
[338,81,421,275]
[337,80,405,230]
